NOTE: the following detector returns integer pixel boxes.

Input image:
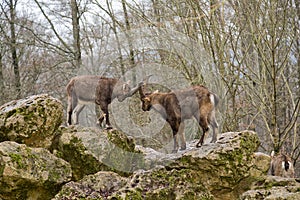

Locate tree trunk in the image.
[0,50,4,104]
[121,0,136,83]
[9,0,21,98]
[70,0,82,68]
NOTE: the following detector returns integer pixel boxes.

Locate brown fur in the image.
[139,85,219,153]
[270,151,295,178]
[66,75,139,127]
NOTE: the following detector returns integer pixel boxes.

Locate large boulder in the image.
[53,171,127,199]
[55,130,270,200]
[241,176,300,200]
[0,94,63,148]
[0,141,72,200]
[110,131,264,200]
[52,126,143,180]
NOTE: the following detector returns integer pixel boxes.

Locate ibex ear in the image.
[122,83,130,91]
[271,151,275,158]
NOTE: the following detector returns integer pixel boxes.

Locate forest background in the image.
[0,0,299,177]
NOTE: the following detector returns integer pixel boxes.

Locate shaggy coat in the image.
[139,85,219,153]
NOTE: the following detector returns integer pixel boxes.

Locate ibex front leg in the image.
[100,103,112,129]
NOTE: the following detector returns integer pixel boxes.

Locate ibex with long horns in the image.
[66,75,141,128]
[138,85,219,153]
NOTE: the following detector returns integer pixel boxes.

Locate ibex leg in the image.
[72,104,85,125]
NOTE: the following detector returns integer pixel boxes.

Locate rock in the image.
[109,130,263,200]
[53,171,127,199]
[249,152,271,178]
[241,176,300,200]
[0,94,63,148]
[52,126,143,180]
[0,141,72,200]
[111,166,214,200]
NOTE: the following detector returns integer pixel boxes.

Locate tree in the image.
[0,0,21,98]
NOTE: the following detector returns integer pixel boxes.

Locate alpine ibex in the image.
[139,85,219,153]
[270,151,295,178]
[66,75,141,128]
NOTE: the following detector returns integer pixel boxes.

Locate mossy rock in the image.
[53,126,145,180]
[0,141,71,200]
[0,94,63,148]
[111,167,214,199]
[53,171,127,199]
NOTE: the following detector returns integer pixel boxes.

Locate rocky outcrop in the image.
[54,131,270,200]
[0,94,63,148]
[53,171,127,199]
[110,131,266,200]
[0,141,72,200]
[51,126,143,180]
[241,176,300,200]
[0,94,296,200]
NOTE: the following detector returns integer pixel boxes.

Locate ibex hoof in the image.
[196,142,202,148]
[105,126,113,130]
[211,138,217,143]
[171,149,178,153]
[180,146,186,151]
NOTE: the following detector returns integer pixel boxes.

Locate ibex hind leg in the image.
[178,122,186,151]
[210,114,219,143]
[196,116,209,148]
[72,104,85,125]
[171,122,180,153]
[67,95,77,125]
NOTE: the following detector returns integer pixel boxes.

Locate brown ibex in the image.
[270,151,295,178]
[139,85,219,153]
[66,75,141,128]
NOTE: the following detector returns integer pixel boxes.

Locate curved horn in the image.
[139,85,145,99]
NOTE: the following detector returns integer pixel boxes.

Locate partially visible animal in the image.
[270,151,295,178]
[66,75,141,128]
[139,85,219,153]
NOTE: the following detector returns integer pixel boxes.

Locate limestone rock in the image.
[53,171,127,199]
[0,141,72,200]
[0,94,63,148]
[53,126,143,180]
[110,130,262,200]
[241,176,300,200]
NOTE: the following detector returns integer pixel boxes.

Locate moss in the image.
[9,153,24,168]
[58,136,107,181]
[145,188,176,200]
[125,190,144,200]
[107,130,135,152]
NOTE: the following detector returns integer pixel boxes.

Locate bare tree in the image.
[0,0,21,98]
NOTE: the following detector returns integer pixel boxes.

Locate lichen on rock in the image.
[241,176,300,200]
[53,171,127,199]
[52,126,144,180]
[0,141,72,200]
[108,131,264,200]
[0,94,63,148]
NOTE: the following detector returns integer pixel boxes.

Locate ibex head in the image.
[270,150,295,178]
[139,88,159,111]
